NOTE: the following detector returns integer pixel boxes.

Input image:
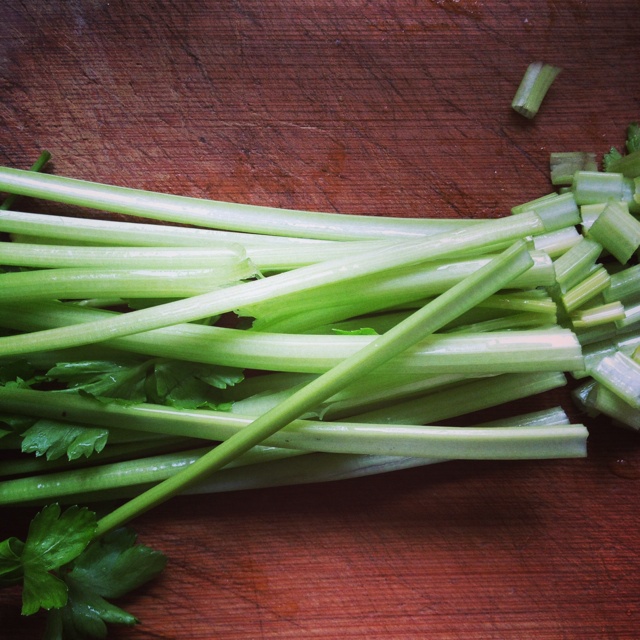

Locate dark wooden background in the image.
[1,1,639,638]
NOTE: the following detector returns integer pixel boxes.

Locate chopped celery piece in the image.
[606,149,640,179]
[511,62,562,119]
[553,237,603,292]
[588,199,640,264]
[561,266,610,312]
[616,300,640,330]
[511,192,580,230]
[550,152,597,186]
[580,202,630,232]
[532,226,581,257]
[604,263,640,305]
[570,302,625,329]
[590,383,640,431]
[590,351,640,408]
[573,171,639,213]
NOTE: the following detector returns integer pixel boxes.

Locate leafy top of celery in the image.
[0,503,165,639]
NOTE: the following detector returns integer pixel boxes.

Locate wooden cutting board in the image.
[1,1,639,638]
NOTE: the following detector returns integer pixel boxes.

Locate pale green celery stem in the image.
[561,266,611,313]
[0,420,588,508]
[0,303,583,374]
[571,302,625,329]
[511,192,580,230]
[0,242,251,270]
[0,452,441,506]
[344,371,567,425]
[588,199,640,264]
[616,300,640,330]
[574,332,640,379]
[0,167,487,241]
[0,213,546,358]
[0,210,392,271]
[604,264,640,305]
[0,445,304,505]
[229,371,483,421]
[0,267,254,302]
[0,152,52,211]
[590,383,640,431]
[92,241,539,534]
[512,192,558,215]
[533,226,581,257]
[580,202,630,232]
[553,237,603,292]
[590,351,640,408]
[0,437,191,478]
[240,250,554,327]
[571,380,600,417]
[250,290,556,335]
[550,152,597,186]
[442,311,557,334]
[573,171,639,214]
[9,407,575,505]
[511,62,561,119]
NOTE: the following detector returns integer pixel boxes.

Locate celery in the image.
[550,152,597,186]
[588,199,640,264]
[0,167,485,241]
[511,62,562,119]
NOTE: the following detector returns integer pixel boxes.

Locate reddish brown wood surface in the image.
[1,1,639,638]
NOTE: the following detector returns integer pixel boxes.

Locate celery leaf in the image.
[603,146,623,171]
[19,504,97,615]
[43,527,166,639]
[626,122,640,153]
[21,419,109,461]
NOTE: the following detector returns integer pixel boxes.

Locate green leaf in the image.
[627,122,640,154]
[0,537,24,586]
[603,146,623,171]
[45,527,166,638]
[46,359,150,403]
[20,504,97,615]
[0,359,40,387]
[149,360,243,409]
[21,419,109,461]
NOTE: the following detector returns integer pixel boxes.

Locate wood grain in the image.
[1,1,639,638]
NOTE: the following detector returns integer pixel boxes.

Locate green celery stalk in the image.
[0,213,546,358]
[0,166,486,241]
[511,62,562,119]
[91,240,536,535]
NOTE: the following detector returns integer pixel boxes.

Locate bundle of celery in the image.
[0,122,638,638]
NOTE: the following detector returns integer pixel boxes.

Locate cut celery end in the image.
[591,383,640,431]
[550,152,597,186]
[591,351,640,409]
[511,192,580,231]
[532,226,581,257]
[553,237,603,292]
[588,199,640,264]
[511,62,562,119]
[573,171,638,213]
[561,266,611,313]
[571,301,625,329]
[606,149,640,179]
[604,263,640,305]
